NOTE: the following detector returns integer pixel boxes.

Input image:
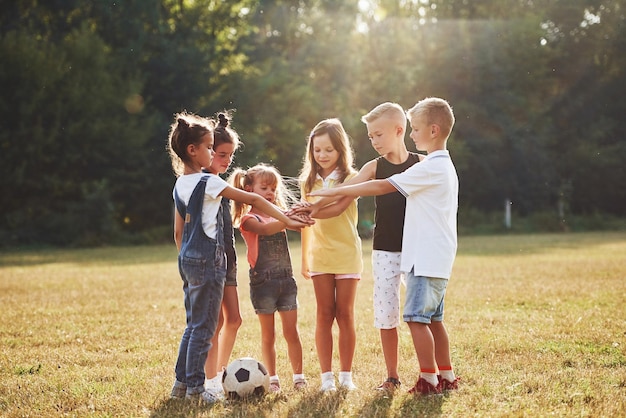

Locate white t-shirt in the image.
[173,173,228,239]
[387,150,458,279]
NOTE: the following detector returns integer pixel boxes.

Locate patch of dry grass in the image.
[1,232,625,417]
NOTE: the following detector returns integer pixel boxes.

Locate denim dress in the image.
[173,175,227,394]
[248,216,298,314]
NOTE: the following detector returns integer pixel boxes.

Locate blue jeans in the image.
[174,239,225,393]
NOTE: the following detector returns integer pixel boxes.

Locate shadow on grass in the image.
[395,392,445,417]
[150,393,287,418]
[286,388,347,418]
[355,390,395,417]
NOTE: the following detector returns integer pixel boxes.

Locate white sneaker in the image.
[339,380,357,390]
[186,388,224,403]
[321,379,337,392]
[338,372,357,390]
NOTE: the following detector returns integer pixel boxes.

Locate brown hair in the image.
[213,111,241,151]
[166,111,215,177]
[299,118,356,194]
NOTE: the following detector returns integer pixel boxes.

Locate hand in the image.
[301,265,311,280]
[288,212,314,225]
[287,201,312,215]
[285,218,312,231]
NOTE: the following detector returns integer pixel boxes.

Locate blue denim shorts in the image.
[249,268,298,314]
[403,271,448,324]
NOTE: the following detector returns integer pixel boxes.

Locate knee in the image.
[261,332,276,346]
[335,309,354,327]
[317,309,335,326]
[283,326,302,344]
[225,314,242,331]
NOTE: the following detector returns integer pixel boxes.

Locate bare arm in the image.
[308,178,396,198]
[220,185,313,230]
[298,160,379,218]
[300,224,311,280]
[173,209,183,251]
[241,216,287,236]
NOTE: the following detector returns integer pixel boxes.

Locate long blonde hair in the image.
[299,118,356,194]
[228,163,296,227]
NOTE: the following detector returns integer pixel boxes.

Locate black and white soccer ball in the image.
[222,357,270,399]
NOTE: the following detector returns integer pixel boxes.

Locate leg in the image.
[217,286,242,370]
[312,274,336,373]
[258,313,277,376]
[406,322,437,372]
[204,308,225,379]
[372,251,403,381]
[279,309,303,374]
[429,320,451,369]
[335,279,358,372]
[380,328,399,379]
[185,273,224,393]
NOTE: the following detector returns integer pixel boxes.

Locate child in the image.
[299,118,363,392]
[308,98,460,395]
[230,164,307,392]
[300,103,422,392]
[204,112,243,395]
[167,112,310,403]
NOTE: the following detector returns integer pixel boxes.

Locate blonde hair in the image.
[299,118,356,194]
[361,102,406,128]
[229,163,295,227]
[406,97,455,140]
[166,112,215,177]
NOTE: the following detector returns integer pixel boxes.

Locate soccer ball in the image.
[222,357,270,399]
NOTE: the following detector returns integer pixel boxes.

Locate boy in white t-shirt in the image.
[308,97,459,395]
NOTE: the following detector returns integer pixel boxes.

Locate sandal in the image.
[376,377,401,392]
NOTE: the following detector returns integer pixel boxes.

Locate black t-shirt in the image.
[373,153,421,251]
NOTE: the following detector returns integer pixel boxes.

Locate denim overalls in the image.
[249,215,298,314]
[173,175,226,395]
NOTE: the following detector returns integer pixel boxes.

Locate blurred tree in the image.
[0,27,153,244]
[0,0,624,246]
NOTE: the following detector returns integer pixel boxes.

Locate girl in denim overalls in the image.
[230,164,308,392]
[166,113,311,404]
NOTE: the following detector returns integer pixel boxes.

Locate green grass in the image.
[1,232,625,417]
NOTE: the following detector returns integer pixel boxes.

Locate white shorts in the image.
[372,250,405,329]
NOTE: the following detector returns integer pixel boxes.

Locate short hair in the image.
[361,102,406,127]
[406,98,455,139]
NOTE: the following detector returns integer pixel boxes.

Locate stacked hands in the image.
[285,200,320,220]
[284,206,315,229]
[286,200,321,224]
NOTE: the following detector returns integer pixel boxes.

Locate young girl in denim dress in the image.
[167,113,310,404]
[230,163,308,392]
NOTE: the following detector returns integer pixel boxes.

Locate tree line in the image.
[1,0,624,246]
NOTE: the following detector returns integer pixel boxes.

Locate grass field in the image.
[1,232,625,417]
